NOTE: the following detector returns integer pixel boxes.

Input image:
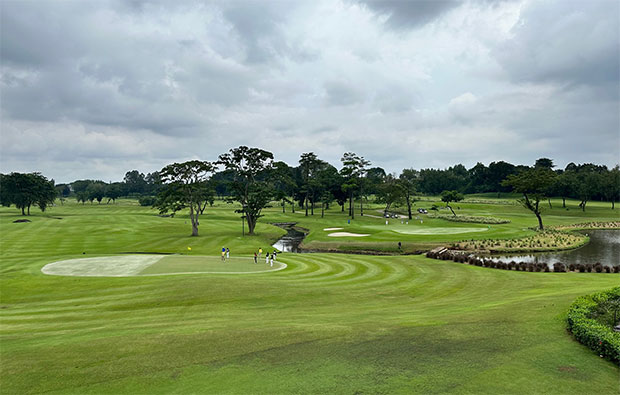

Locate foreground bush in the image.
[566,287,620,365]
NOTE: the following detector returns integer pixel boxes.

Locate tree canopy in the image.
[218,146,274,235]
[0,172,57,215]
[157,160,216,236]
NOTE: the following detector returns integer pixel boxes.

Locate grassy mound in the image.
[456,230,588,253]
[429,214,511,224]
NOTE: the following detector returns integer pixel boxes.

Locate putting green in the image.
[41,255,286,277]
[392,227,489,235]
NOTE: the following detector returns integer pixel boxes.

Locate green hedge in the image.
[566,287,620,365]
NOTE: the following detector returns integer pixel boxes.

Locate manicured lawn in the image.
[1,199,618,393]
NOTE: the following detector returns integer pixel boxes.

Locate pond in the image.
[271,223,307,253]
[490,229,619,267]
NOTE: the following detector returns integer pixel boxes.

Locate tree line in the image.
[1,151,618,236]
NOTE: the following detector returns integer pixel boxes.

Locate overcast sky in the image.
[1,0,618,183]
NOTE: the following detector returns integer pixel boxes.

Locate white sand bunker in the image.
[42,255,165,277]
[323,227,344,231]
[327,232,370,237]
[393,227,489,235]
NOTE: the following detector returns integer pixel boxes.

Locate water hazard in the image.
[272,223,307,253]
[491,229,619,267]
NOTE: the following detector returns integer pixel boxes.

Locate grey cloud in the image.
[0,0,618,182]
[493,0,620,88]
[324,80,365,106]
[357,0,462,29]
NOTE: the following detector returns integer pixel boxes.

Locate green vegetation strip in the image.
[456,229,588,253]
[428,214,511,224]
[567,287,620,365]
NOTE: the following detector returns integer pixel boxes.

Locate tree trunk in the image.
[536,212,544,230]
[562,197,566,208]
[360,186,364,216]
[291,198,295,213]
[282,199,285,213]
[311,199,314,215]
[27,204,31,215]
[21,206,25,215]
[189,205,199,236]
[321,202,324,218]
[406,194,412,219]
[247,215,256,235]
[349,192,354,219]
[448,204,456,216]
[547,198,552,209]
[305,194,308,216]
[612,200,615,210]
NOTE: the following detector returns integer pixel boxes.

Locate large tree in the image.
[440,190,464,216]
[601,165,620,209]
[399,168,419,219]
[158,160,216,236]
[299,152,320,216]
[218,146,274,235]
[502,168,556,230]
[340,152,370,218]
[272,161,296,213]
[0,172,56,215]
[377,174,405,216]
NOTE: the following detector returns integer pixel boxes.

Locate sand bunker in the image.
[327,232,370,237]
[323,227,344,231]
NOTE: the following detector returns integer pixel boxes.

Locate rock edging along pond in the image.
[567,287,620,365]
[425,247,619,273]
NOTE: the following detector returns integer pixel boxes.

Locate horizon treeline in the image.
[2,153,619,215]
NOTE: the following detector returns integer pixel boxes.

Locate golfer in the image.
[269,253,274,267]
[258,248,263,259]
[226,247,230,259]
[253,252,258,264]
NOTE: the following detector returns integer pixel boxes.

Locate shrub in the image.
[138,196,156,206]
[566,287,620,365]
[553,262,566,273]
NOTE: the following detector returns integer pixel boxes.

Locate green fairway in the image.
[1,199,619,393]
[141,255,286,275]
